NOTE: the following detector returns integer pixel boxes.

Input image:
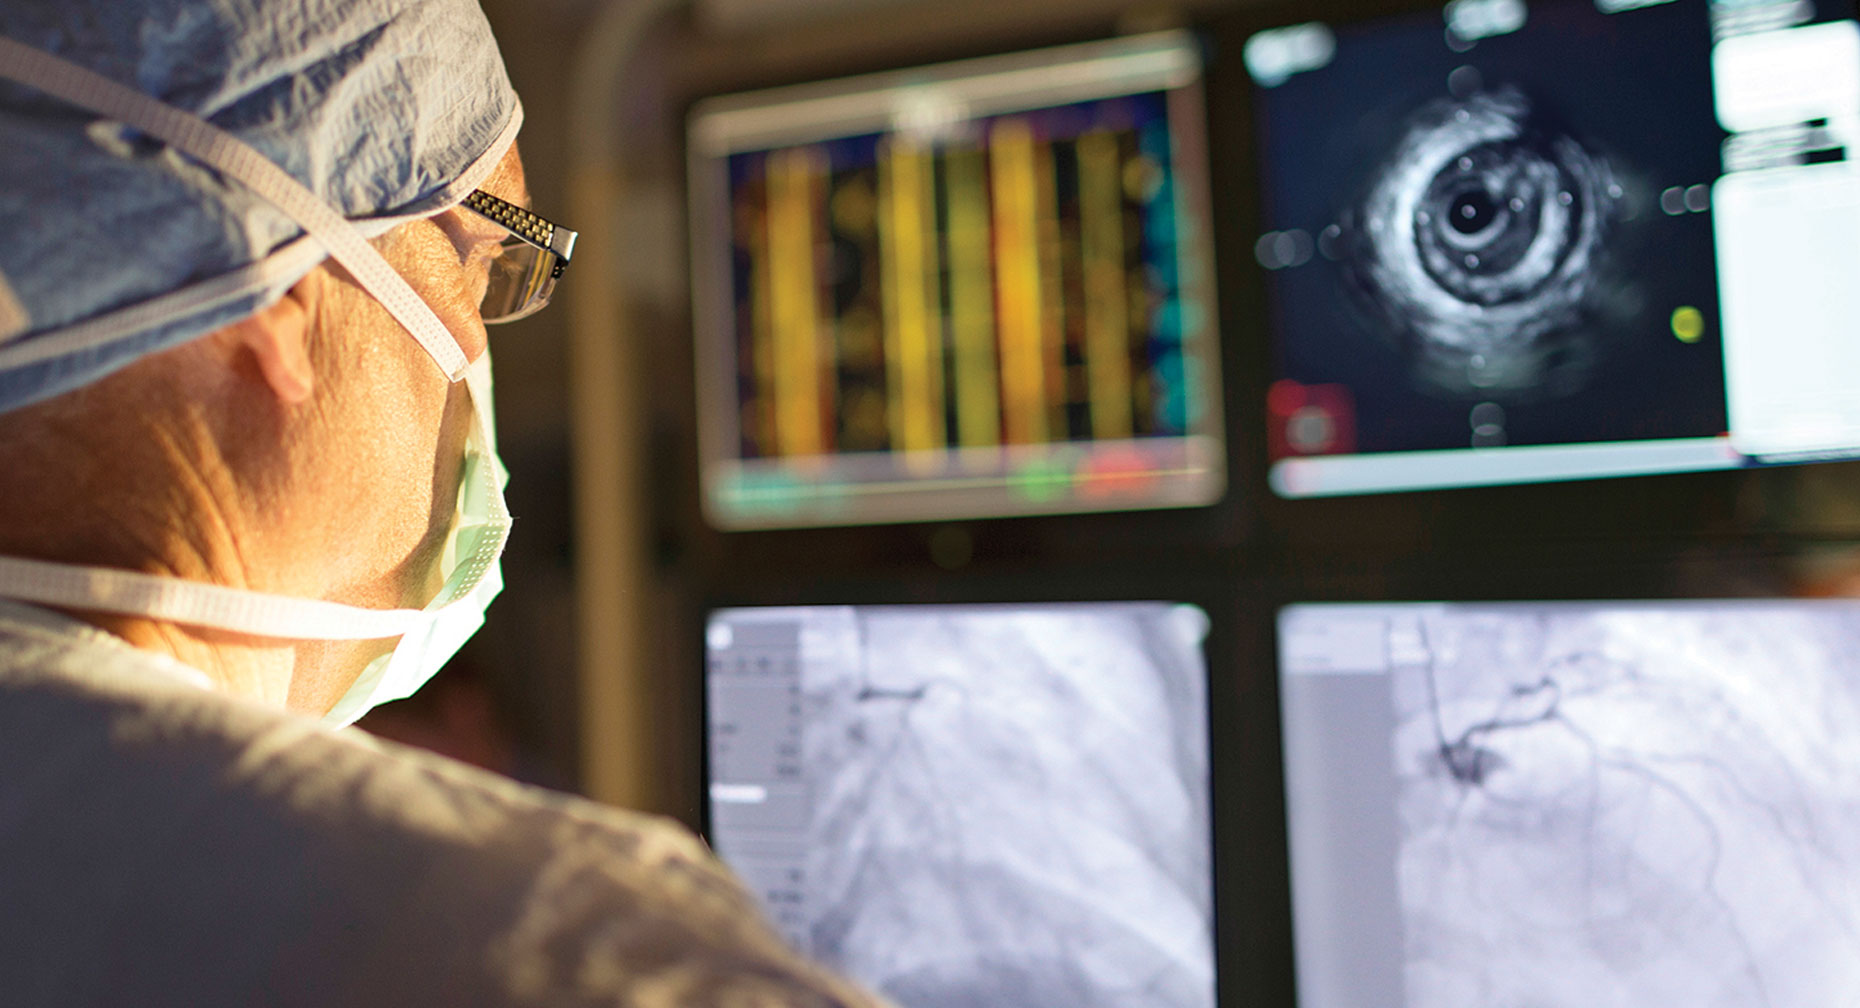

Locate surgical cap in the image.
[0,0,521,414]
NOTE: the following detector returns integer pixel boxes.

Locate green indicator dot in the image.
[728,472,805,516]
[1671,306,1705,344]
[1012,459,1072,503]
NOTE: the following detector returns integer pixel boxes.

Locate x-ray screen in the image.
[1277,601,1860,1007]
[689,33,1223,529]
[704,603,1215,1007]
[1248,0,1860,496]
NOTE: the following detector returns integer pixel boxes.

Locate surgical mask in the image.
[0,351,511,726]
[321,351,510,725]
[0,38,516,725]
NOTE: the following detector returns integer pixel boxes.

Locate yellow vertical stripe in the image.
[943,145,999,450]
[914,142,947,458]
[990,119,1046,445]
[1033,135,1065,440]
[765,147,828,458]
[1077,130,1134,440]
[878,138,945,461]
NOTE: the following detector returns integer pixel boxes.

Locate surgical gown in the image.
[0,599,889,1007]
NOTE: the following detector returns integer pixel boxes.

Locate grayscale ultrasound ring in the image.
[1340,89,1621,398]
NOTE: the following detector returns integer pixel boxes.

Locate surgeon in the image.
[0,2,889,1005]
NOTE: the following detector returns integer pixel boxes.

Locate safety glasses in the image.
[459,189,578,324]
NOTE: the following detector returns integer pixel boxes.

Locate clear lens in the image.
[480,235,557,323]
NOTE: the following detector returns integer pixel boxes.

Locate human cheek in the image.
[403,228,491,362]
[378,354,467,600]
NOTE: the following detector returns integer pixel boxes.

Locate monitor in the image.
[1245,0,1860,496]
[688,33,1223,528]
[1276,600,1860,1006]
[703,602,1216,1006]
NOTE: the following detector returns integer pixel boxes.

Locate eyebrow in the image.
[482,163,531,210]
[431,206,505,265]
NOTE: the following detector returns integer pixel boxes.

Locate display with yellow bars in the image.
[690,31,1223,528]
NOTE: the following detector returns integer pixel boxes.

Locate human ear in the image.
[232,284,315,405]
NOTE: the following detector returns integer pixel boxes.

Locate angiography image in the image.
[1388,605,1860,1006]
[1250,0,1731,456]
[794,604,1214,1008]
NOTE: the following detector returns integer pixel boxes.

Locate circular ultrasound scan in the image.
[1338,88,1625,400]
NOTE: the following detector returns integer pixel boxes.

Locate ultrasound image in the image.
[801,605,1214,1008]
[1252,0,1730,454]
[1340,88,1621,398]
[1389,607,1860,1006]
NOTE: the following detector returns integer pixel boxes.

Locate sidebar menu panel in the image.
[705,615,810,944]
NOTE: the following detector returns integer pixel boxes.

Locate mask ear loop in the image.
[0,37,471,381]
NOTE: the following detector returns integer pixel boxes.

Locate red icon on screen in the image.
[1078,445,1158,499]
[1267,380,1356,459]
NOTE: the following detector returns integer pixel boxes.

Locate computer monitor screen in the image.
[704,603,1215,1006]
[688,32,1223,528]
[1246,0,1860,496]
[1277,601,1860,1007]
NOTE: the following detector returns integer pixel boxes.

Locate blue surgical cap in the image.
[0,0,521,414]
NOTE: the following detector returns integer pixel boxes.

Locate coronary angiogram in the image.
[800,604,1214,1008]
[1389,607,1860,1007]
